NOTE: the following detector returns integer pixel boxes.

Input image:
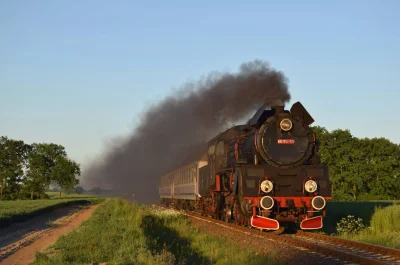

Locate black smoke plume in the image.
[82,60,291,203]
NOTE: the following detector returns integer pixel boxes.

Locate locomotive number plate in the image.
[278,139,295,144]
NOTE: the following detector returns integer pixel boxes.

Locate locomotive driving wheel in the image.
[211,192,225,220]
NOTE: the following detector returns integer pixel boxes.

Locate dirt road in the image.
[0,203,99,265]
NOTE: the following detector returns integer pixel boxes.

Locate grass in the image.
[338,204,400,249]
[322,200,400,234]
[33,198,282,265]
[46,220,59,228]
[45,192,96,200]
[0,195,104,228]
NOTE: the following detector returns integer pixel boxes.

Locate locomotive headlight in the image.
[280,118,292,131]
[304,180,318,193]
[260,180,273,193]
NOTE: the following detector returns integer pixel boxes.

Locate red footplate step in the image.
[300,216,323,230]
[250,216,280,230]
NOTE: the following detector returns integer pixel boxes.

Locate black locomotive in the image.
[160,101,331,231]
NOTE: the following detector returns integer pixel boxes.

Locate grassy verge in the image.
[323,200,400,234]
[0,196,104,228]
[338,204,400,249]
[33,198,281,265]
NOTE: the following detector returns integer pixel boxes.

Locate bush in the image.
[338,204,400,249]
[74,186,84,194]
[369,204,400,233]
[336,215,365,235]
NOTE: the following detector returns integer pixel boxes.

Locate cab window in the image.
[216,140,225,155]
[208,144,216,155]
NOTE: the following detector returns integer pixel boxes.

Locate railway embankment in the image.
[31,198,280,265]
[11,198,398,265]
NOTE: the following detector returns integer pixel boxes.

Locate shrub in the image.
[369,204,400,233]
[336,215,365,235]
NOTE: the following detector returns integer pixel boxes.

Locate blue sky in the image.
[1,0,399,171]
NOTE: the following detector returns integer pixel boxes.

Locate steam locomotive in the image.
[159,102,331,231]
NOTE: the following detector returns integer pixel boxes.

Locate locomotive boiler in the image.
[159,101,331,231]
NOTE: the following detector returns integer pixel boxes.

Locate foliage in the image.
[322,200,400,234]
[369,204,400,233]
[25,143,68,198]
[33,198,279,265]
[338,204,400,249]
[0,136,81,200]
[336,215,365,235]
[1,124,400,202]
[313,126,400,201]
[74,186,85,194]
[52,156,80,198]
[0,136,30,199]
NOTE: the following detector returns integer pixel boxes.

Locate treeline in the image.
[3,128,400,202]
[313,126,400,201]
[0,136,80,200]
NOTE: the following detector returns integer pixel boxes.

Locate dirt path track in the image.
[0,204,99,265]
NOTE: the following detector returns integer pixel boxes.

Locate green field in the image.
[0,194,103,227]
[45,191,96,199]
[33,198,282,265]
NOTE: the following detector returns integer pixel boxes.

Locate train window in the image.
[208,144,216,155]
[216,141,225,155]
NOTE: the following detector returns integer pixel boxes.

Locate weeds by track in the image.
[164,205,400,265]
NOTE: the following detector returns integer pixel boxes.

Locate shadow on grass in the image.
[141,215,211,265]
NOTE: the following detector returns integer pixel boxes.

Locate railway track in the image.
[291,231,400,265]
[157,205,400,265]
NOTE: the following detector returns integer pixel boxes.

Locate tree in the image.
[312,126,400,201]
[51,156,80,199]
[0,137,30,199]
[75,186,85,194]
[89,187,102,195]
[361,138,400,199]
[25,143,67,199]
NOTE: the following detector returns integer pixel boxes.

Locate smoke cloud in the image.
[82,60,291,203]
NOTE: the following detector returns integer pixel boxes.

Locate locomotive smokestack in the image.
[82,59,291,203]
